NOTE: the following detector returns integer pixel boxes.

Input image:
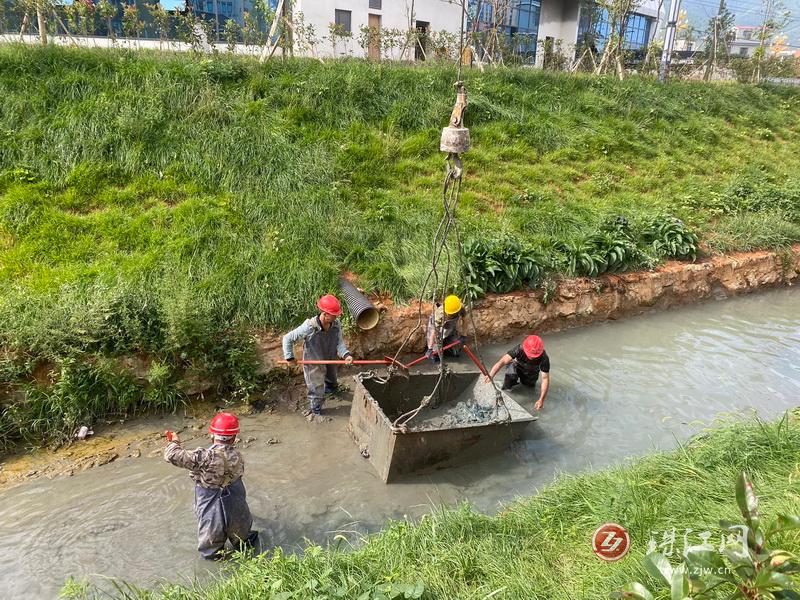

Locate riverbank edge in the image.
[61,414,800,600]
[254,244,800,370]
[2,245,798,488]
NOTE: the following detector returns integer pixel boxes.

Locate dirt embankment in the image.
[2,246,798,490]
[256,245,800,366]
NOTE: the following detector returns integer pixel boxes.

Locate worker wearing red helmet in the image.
[484,335,550,411]
[282,294,354,417]
[164,412,258,560]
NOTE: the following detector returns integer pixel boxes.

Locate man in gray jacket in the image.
[283,294,353,416]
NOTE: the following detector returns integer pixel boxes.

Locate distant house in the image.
[728,25,762,58]
[674,39,697,52]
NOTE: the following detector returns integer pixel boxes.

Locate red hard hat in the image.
[522,335,544,359]
[209,412,240,436]
[317,294,343,316]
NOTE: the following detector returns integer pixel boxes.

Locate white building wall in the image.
[536,0,581,64]
[293,0,463,59]
[729,41,760,57]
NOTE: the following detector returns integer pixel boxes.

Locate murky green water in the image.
[1,288,799,598]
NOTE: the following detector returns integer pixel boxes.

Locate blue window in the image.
[468,0,541,62]
[577,4,653,51]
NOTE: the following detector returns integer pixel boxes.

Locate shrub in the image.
[718,171,800,222]
[613,472,800,600]
[462,237,551,298]
[640,215,700,261]
[556,216,640,277]
[2,358,145,447]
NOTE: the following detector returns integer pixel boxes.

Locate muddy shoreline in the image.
[2,247,798,491]
[0,384,305,491]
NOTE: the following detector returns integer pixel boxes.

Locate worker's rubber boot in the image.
[244,530,260,553]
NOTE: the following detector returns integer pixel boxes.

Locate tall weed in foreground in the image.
[1,359,149,447]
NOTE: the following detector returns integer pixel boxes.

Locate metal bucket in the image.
[340,280,380,330]
[349,371,536,482]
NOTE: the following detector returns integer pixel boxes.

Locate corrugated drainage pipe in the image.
[340,280,380,330]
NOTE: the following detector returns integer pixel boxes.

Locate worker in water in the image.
[484,335,550,411]
[425,294,467,363]
[282,294,354,416]
[164,412,259,560]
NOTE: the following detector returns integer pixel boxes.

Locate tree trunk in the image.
[752,0,773,83]
[468,44,485,72]
[703,18,717,81]
[36,7,47,45]
[20,12,29,41]
[642,0,664,73]
[282,0,292,58]
[615,53,626,79]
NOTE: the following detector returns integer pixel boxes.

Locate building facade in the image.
[188,0,258,27]
[467,0,661,66]
[285,0,660,64]
[728,25,762,58]
[292,0,463,59]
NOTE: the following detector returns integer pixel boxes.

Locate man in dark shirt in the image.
[484,335,550,411]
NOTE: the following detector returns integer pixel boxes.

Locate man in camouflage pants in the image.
[164,412,259,559]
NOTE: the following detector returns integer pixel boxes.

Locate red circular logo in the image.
[592,523,630,561]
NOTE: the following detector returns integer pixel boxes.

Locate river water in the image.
[1,288,799,598]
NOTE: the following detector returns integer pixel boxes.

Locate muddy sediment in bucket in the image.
[406,379,510,431]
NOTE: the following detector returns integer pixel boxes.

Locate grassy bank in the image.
[2,45,800,447]
[60,414,800,599]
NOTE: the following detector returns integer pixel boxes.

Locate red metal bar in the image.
[384,356,409,373]
[403,340,463,369]
[461,344,491,378]
[278,359,389,365]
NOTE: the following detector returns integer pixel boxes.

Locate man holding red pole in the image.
[282,294,354,417]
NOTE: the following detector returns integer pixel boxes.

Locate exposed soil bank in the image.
[257,245,800,366]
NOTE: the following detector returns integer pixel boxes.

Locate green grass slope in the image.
[61,415,800,599]
[1,45,800,446]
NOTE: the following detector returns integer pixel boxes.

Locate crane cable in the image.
[387,2,510,429]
